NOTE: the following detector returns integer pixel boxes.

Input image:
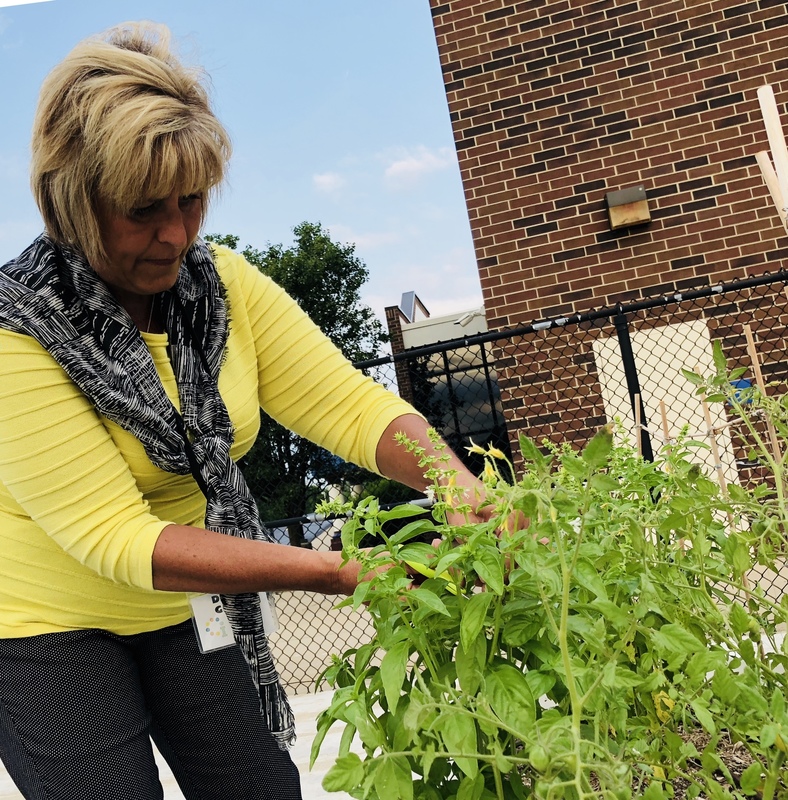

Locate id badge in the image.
[189,593,235,653]
[189,593,279,654]
[259,592,279,636]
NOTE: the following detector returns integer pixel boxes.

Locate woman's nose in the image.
[157,209,188,249]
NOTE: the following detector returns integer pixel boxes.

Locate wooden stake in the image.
[634,394,642,458]
[743,324,783,466]
[701,394,730,499]
[660,399,687,552]
[659,400,671,454]
[699,386,751,595]
[755,151,788,234]
[757,85,788,209]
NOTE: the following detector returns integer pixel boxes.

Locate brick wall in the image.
[430,0,788,330]
[384,304,416,404]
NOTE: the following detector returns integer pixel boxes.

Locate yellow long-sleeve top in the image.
[0,245,413,638]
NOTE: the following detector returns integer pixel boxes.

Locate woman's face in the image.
[94,189,203,306]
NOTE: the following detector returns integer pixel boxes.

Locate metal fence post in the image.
[613,308,654,462]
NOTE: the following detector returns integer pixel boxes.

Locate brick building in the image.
[426,0,788,453]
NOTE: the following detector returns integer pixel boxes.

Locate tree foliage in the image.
[205,223,389,546]
[209,223,386,363]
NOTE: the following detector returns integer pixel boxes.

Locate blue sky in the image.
[0,0,482,323]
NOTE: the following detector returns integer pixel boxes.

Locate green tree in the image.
[205,222,389,547]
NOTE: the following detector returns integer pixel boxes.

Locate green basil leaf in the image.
[460,592,493,652]
[380,640,409,714]
[484,663,536,735]
[435,711,478,777]
[378,503,431,523]
[456,635,486,695]
[473,548,504,595]
[409,587,451,616]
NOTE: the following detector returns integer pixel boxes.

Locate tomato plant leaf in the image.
[344,701,384,750]
[374,756,414,800]
[562,454,588,479]
[590,599,629,630]
[611,666,642,689]
[712,339,727,374]
[760,723,778,748]
[770,688,785,719]
[711,667,740,705]
[519,434,547,472]
[322,752,364,793]
[642,783,667,800]
[581,424,614,468]
[651,623,703,656]
[690,699,716,734]
[739,762,762,794]
[590,473,620,493]
[457,772,485,800]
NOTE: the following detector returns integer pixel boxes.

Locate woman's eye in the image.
[130,203,157,219]
[180,194,202,209]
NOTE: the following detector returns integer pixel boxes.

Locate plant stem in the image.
[761,750,785,800]
[492,762,505,800]
[488,596,503,666]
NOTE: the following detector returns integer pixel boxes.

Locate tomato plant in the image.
[313,346,788,800]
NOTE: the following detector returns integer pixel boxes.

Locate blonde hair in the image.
[31,21,232,266]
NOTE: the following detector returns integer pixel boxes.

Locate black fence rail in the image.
[249,270,788,693]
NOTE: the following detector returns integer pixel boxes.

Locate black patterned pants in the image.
[0,620,302,800]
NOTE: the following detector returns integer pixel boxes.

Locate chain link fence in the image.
[247,270,788,694]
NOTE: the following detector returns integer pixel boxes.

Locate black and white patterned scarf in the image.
[0,233,295,749]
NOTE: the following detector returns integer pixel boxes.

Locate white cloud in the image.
[383,146,457,190]
[0,0,52,7]
[361,244,483,326]
[312,171,346,194]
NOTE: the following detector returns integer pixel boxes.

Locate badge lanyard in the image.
[167,302,279,652]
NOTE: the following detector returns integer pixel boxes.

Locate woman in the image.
[0,21,487,800]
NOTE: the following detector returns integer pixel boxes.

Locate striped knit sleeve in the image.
[215,247,420,474]
[0,329,169,589]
